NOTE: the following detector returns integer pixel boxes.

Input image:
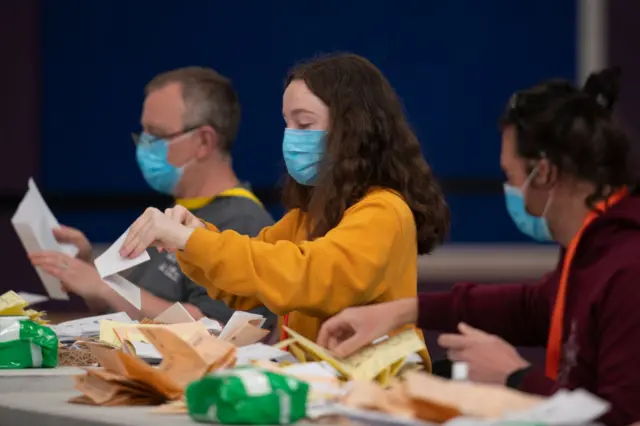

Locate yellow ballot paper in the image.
[282,326,426,383]
[0,291,29,315]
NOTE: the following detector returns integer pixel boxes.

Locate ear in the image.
[196,126,220,160]
[533,158,558,189]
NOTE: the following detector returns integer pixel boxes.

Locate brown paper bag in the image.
[220,323,269,347]
[404,372,542,419]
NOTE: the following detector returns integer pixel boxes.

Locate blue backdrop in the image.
[41,0,576,243]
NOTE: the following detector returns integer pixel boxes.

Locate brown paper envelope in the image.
[114,351,182,399]
[85,369,166,398]
[86,343,128,375]
[75,373,122,405]
[139,326,233,389]
[222,323,269,347]
[68,395,95,405]
[404,372,541,419]
[152,400,188,414]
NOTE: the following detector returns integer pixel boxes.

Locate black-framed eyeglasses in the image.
[131,124,204,146]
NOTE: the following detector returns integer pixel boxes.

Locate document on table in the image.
[93,228,149,309]
[11,178,79,300]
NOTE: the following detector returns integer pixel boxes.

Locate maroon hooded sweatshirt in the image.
[418,192,640,426]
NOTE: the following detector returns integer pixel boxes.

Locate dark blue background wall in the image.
[41,0,576,243]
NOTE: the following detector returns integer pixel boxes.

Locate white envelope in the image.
[94,228,150,279]
[93,227,149,310]
[154,302,196,324]
[102,274,142,310]
[218,311,266,340]
[11,178,79,300]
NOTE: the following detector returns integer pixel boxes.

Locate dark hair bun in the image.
[582,66,622,111]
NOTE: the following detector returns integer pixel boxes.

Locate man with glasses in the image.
[29,67,276,328]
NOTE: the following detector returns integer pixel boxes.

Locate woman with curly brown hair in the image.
[120,53,450,355]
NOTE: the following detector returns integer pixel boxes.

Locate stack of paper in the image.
[71,326,236,406]
[11,179,78,300]
[281,326,427,386]
[99,308,271,363]
[51,312,135,342]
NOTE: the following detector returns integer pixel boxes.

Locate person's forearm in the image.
[393,297,419,328]
[82,296,110,314]
[99,286,203,320]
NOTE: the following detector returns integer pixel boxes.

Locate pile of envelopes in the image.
[279,326,427,387]
[339,372,610,424]
[72,326,237,405]
[98,303,269,360]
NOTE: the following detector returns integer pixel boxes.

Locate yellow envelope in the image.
[283,326,426,382]
[0,291,28,315]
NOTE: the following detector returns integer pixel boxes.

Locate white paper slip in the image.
[94,228,150,278]
[16,292,49,306]
[11,178,79,300]
[199,317,223,334]
[26,178,78,257]
[51,312,134,339]
[155,302,195,324]
[102,274,142,310]
[218,311,266,340]
[236,343,294,365]
[501,389,609,425]
[129,341,162,361]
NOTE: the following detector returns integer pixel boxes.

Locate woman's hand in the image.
[52,225,93,263]
[317,298,418,357]
[28,251,107,299]
[438,322,530,384]
[119,207,200,258]
[164,205,206,229]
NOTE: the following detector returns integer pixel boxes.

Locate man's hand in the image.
[438,322,530,385]
[317,298,418,358]
[52,225,93,262]
[28,251,108,299]
[120,207,196,258]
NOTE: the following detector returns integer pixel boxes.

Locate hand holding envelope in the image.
[12,178,79,299]
[119,206,204,258]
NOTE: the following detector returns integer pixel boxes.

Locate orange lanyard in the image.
[280,314,290,350]
[545,187,629,380]
[281,314,290,340]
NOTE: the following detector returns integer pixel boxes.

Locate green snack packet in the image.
[0,319,58,368]
[186,366,309,424]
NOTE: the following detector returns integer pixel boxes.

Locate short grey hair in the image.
[145,66,241,152]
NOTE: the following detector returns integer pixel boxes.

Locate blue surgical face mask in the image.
[503,167,554,242]
[282,128,326,185]
[135,133,189,195]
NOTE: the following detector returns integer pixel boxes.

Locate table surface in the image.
[0,369,323,426]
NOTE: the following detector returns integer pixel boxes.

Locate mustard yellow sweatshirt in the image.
[176,188,429,367]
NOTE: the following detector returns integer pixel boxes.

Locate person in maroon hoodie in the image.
[317,67,640,426]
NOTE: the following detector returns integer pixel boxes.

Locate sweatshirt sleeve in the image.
[177,195,410,317]
[416,271,558,347]
[591,266,640,426]
[178,210,298,283]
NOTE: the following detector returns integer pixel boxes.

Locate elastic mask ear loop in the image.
[534,153,555,218]
[168,130,199,170]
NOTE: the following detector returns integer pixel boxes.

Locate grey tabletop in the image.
[0,369,324,426]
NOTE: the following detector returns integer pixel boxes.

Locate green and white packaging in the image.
[0,318,58,368]
[186,366,309,424]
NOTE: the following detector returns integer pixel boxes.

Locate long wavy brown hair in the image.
[282,53,449,254]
